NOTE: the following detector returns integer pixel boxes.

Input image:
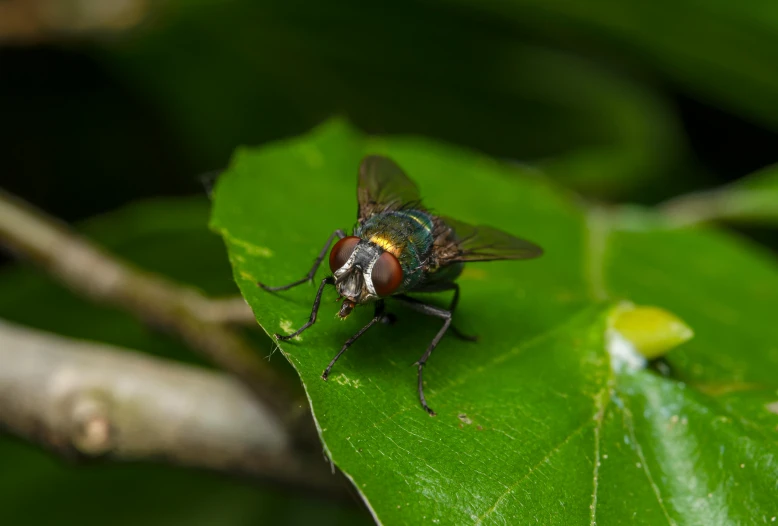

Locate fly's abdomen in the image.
[356,209,435,291]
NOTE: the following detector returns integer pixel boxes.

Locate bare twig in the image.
[658,182,778,227]
[0,0,148,43]
[194,296,259,325]
[0,189,300,428]
[0,319,347,497]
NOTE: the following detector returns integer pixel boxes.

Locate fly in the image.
[258,155,543,416]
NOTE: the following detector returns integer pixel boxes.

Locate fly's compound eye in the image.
[371,252,403,296]
[329,236,360,273]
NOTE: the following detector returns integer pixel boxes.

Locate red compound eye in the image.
[371,252,403,296]
[329,236,360,272]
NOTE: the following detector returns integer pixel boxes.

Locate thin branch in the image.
[194,296,259,325]
[0,0,149,44]
[0,189,300,429]
[0,319,347,498]
[658,184,778,227]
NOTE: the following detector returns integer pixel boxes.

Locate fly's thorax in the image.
[355,210,435,291]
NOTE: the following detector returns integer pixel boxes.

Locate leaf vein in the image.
[621,395,676,525]
[584,207,611,301]
[590,385,611,526]
[474,417,592,525]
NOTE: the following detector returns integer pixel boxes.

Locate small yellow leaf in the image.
[609,303,694,360]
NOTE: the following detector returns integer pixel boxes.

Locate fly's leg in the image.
[446,283,478,342]
[322,301,388,380]
[394,295,453,416]
[258,229,346,292]
[275,277,334,340]
[413,282,477,342]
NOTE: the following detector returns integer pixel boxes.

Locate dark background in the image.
[3,1,778,225]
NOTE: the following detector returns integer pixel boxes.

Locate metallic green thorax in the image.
[356,209,463,293]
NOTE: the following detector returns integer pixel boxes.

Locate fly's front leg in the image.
[258,229,346,292]
[322,300,388,380]
[394,295,452,416]
[275,277,334,340]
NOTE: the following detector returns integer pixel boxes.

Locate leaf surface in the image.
[211,121,778,525]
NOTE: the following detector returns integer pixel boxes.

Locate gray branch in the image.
[0,188,299,428]
[658,179,778,227]
[0,319,345,496]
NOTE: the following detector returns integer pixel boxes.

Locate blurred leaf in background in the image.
[4,0,778,219]
[102,0,686,199]
[442,0,778,132]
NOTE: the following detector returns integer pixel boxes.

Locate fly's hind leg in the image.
[258,229,346,292]
[446,283,478,342]
[413,282,477,342]
[393,295,453,416]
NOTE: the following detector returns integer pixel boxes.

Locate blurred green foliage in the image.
[104,0,686,199]
[6,0,778,218]
[448,0,778,130]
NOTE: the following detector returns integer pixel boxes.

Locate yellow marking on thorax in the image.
[370,235,402,256]
[409,214,429,229]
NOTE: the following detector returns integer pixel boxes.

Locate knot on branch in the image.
[67,392,115,456]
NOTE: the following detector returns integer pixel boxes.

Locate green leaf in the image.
[211,120,778,524]
[0,197,368,526]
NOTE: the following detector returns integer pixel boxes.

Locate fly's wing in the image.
[436,216,543,263]
[357,155,423,221]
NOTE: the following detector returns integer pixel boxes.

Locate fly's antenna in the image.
[334,265,356,285]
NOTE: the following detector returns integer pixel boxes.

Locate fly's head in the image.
[329,236,403,318]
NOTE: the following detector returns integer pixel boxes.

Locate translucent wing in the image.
[439,216,543,262]
[357,155,423,221]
